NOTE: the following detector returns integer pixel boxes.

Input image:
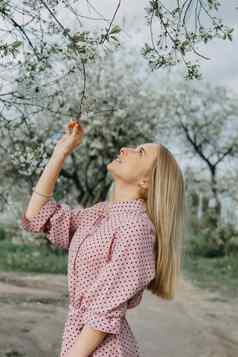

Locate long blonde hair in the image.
[143,143,186,300]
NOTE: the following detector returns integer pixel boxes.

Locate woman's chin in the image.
[106,162,113,171]
[107,160,119,173]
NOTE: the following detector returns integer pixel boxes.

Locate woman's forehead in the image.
[142,143,159,156]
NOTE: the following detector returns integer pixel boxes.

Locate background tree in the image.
[158,80,238,228]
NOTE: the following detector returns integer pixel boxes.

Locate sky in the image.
[77,0,238,94]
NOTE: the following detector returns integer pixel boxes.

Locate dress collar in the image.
[98,198,147,216]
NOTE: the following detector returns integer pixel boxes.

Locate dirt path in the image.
[0,271,237,357]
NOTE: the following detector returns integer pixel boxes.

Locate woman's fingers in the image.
[65,119,85,141]
[72,123,79,135]
[65,119,76,135]
[72,122,84,141]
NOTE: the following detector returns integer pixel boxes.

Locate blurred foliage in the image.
[187,219,238,257]
[183,252,238,298]
[0,240,67,274]
[0,225,6,241]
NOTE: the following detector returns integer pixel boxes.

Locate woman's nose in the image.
[120,147,135,157]
[120,147,130,157]
[120,147,127,156]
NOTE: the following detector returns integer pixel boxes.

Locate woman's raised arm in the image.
[24,119,84,220]
[21,119,86,250]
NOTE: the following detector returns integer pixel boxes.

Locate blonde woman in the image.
[21,119,186,357]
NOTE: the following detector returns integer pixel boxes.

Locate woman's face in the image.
[107,143,159,186]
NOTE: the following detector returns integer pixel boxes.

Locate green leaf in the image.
[12,41,22,48]
[110,25,121,35]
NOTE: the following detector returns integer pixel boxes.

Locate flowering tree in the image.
[158,80,238,227]
[0,47,161,208]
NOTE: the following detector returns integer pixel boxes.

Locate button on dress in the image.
[21,197,156,357]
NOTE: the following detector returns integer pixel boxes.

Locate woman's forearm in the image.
[24,149,67,220]
[66,325,108,357]
[24,120,84,220]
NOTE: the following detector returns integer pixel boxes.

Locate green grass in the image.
[182,252,238,299]
[0,239,237,299]
[0,240,67,274]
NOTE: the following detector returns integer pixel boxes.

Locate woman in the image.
[21,119,185,357]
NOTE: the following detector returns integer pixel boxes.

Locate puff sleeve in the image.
[21,198,87,250]
[81,218,156,335]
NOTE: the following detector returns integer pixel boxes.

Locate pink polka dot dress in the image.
[21,197,156,356]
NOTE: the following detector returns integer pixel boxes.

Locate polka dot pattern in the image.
[21,198,156,356]
[21,198,102,250]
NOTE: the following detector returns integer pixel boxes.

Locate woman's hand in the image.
[53,119,85,158]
